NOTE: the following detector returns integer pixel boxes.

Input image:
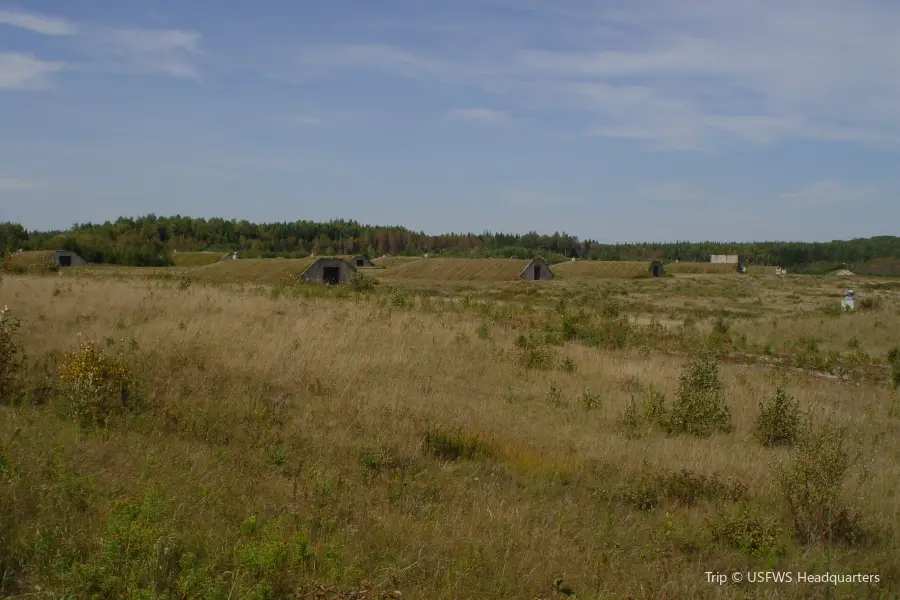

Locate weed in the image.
[176,275,193,291]
[754,387,804,447]
[858,297,883,311]
[545,383,566,407]
[0,305,23,403]
[620,396,642,438]
[642,388,669,430]
[423,430,490,461]
[778,420,862,545]
[623,469,745,511]
[514,334,557,370]
[669,355,732,437]
[580,388,601,410]
[350,272,377,292]
[475,323,490,340]
[559,356,577,373]
[708,508,786,559]
[58,340,134,427]
[600,298,621,319]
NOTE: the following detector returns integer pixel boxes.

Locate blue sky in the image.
[1,0,898,242]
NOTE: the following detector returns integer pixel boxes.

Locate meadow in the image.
[1,262,899,599]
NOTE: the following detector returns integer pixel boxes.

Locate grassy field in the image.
[172,252,225,267]
[665,262,739,274]
[553,260,657,279]
[381,258,542,281]
[1,266,899,599]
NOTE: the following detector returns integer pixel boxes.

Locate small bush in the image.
[857,297,883,311]
[580,388,601,410]
[708,508,786,559]
[350,272,376,292]
[642,388,669,430]
[514,334,557,370]
[545,383,565,407]
[623,469,746,511]
[58,341,133,427]
[778,420,862,545]
[0,305,24,403]
[669,356,732,437]
[176,275,193,290]
[475,323,490,340]
[600,298,621,319]
[388,287,413,310]
[620,396,642,438]
[423,430,490,461]
[754,387,803,447]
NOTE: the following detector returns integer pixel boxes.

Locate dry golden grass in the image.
[187,257,317,284]
[666,262,739,274]
[553,260,658,279]
[1,271,899,598]
[10,250,53,266]
[171,251,225,267]
[382,258,544,281]
[371,255,423,268]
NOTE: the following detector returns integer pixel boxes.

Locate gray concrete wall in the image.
[53,251,88,267]
[299,258,357,284]
[521,259,554,280]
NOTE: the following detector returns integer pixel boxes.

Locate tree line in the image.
[1,216,898,273]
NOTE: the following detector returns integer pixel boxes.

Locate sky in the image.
[1,0,898,242]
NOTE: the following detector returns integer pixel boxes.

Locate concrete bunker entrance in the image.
[323,265,341,285]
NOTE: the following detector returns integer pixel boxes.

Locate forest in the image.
[1,216,899,274]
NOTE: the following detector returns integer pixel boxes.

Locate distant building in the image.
[52,250,87,267]
[710,254,745,272]
[299,257,358,284]
[336,254,373,268]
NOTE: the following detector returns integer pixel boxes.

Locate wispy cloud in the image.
[0,8,76,35]
[448,108,513,125]
[781,181,881,206]
[279,1,900,149]
[0,52,65,90]
[0,7,202,84]
[85,27,203,79]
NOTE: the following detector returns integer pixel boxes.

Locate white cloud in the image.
[0,8,202,84]
[448,108,513,125]
[86,27,203,79]
[281,0,900,149]
[0,52,65,90]
[781,181,881,206]
[0,176,39,191]
[0,8,76,35]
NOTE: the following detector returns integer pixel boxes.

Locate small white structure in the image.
[841,289,855,312]
[775,267,787,276]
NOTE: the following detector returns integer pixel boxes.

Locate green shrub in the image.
[423,430,490,461]
[58,341,134,427]
[0,305,23,403]
[176,275,193,290]
[349,272,376,292]
[514,334,557,370]
[580,388,601,410]
[669,356,732,437]
[600,298,621,319]
[857,296,883,311]
[778,420,862,545]
[623,469,745,511]
[754,387,803,447]
[708,508,786,559]
[620,396,642,438]
[642,388,669,430]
